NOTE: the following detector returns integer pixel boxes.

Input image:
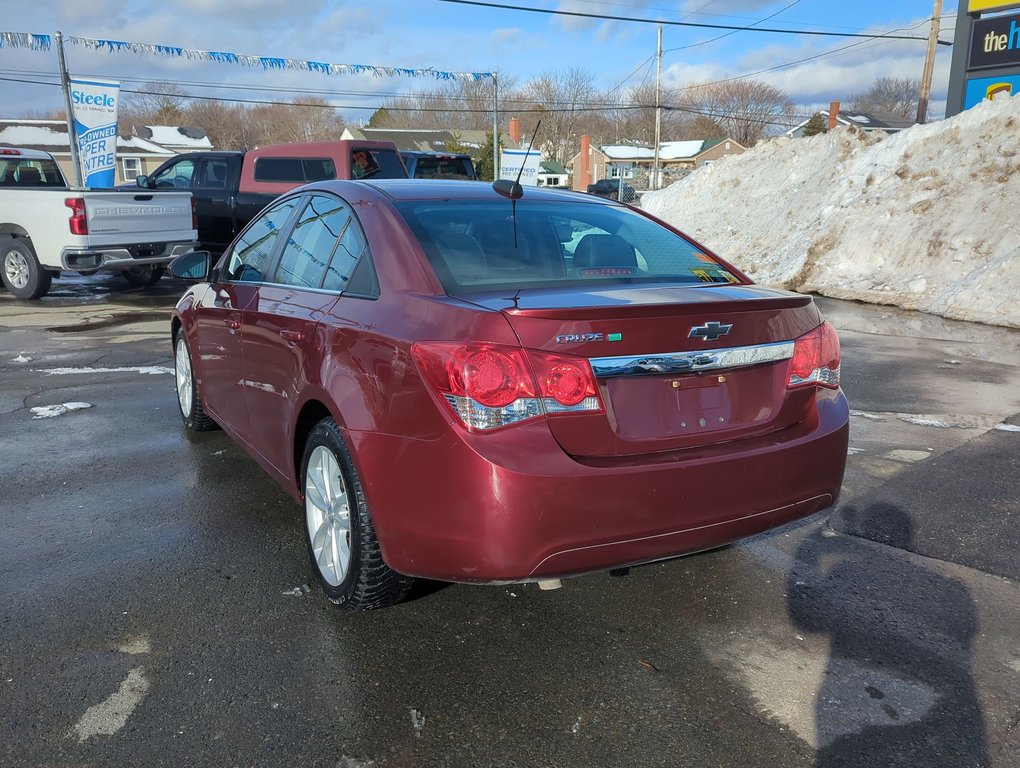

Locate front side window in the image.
[273,195,352,289]
[225,198,300,282]
[150,159,195,189]
[393,199,743,294]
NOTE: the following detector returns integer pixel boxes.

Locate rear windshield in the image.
[392,198,742,294]
[254,157,336,183]
[0,158,65,187]
[411,156,475,180]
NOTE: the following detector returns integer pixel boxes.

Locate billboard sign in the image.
[968,0,1020,12]
[69,77,120,188]
[499,149,541,186]
[969,12,1020,69]
[963,73,1020,107]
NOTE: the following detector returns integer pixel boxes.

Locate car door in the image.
[192,156,238,253]
[240,193,353,478]
[193,196,301,438]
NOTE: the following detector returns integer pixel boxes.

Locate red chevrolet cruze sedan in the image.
[169,179,849,611]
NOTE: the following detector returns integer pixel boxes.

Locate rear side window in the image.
[393,199,742,293]
[273,195,351,289]
[254,157,337,183]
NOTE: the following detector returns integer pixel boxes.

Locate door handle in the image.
[223,318,240,330]
[280,329,305,343]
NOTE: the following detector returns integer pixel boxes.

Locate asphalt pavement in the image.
[0,276,1018,768]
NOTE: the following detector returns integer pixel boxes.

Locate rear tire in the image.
[123,265,165,287]
[2,239,51,299]
[302,418,414,611]
[174,332,217,431]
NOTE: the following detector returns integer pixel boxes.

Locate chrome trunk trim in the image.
[589,340,794,378]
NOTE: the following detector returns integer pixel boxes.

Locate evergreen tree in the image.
[803,113,828,137]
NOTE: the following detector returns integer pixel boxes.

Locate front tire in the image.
[174,332,217,431]
[123,265,165,287]
[2,239,51,299]
[302,418,413,611]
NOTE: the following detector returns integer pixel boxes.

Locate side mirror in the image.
[169,250,213,281]
[135,174,149,188]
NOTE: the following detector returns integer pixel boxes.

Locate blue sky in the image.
[0,0,958,124]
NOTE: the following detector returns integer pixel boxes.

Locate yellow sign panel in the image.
[969,0,1020,12]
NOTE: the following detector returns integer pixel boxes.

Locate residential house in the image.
[340,126,519,160]
[785,110,915,138]
[569,136,745,192]
[537,160,568,188]
[0,119,212,185]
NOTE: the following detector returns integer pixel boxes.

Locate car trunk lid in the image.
[462,284,825,457]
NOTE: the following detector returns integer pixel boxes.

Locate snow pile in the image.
[642,95,1020,328]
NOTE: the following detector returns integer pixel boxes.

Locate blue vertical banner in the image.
[69,77,120,188]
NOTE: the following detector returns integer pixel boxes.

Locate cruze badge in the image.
[689,321,733,342]
[556,332,604,344]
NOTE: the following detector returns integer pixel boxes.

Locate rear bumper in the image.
[352,389,850,583]
[61,241,197,271]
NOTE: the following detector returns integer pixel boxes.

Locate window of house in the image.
[120,157,141,183]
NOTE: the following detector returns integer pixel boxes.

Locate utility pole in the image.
[652,25,663,191]
[916,0,943,124]
[492,74,499,181]
[55,31,83,188]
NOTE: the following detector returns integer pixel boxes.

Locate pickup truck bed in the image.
[0,147,197,298]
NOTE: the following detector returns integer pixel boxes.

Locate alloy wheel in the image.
[175,336,193,417]
[305,445,352,587]
[4,249,30,290]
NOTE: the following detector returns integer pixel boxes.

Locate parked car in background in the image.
[169,179,849,611]
[400,150,477,180]
[0,147,197,299]
[134,140,407,255]
[587,178,636,202]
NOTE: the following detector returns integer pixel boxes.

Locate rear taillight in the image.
[191,197,198,231]
[65,197,87,235]
[412,342,603,431]
[787,322,840,389]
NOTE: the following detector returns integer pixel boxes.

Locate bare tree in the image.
[679,80,794,146]
[847,77,921,118]
[124,80,190,126]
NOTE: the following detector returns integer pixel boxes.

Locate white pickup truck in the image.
[0,147,198,299]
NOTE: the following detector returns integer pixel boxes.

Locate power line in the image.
[435,0,951,45]
[0,74,815,127]
[665,0,802,53]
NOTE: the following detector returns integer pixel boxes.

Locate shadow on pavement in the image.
[789,504,989,767]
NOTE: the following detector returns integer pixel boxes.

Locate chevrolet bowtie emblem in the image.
[689,321,733,342]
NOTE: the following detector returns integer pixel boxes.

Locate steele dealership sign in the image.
[970,11,1020,69]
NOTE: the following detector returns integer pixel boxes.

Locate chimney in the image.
[579,135,591,190]
[508,117,522,147]
[828,101,840,131]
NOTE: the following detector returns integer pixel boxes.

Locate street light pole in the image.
[916,0,943,124]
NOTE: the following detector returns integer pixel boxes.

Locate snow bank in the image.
[642,95,1020,328]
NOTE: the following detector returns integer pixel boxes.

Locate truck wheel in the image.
[1,240,51,299]
[302,417,414,611]
[122,265,165,287]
